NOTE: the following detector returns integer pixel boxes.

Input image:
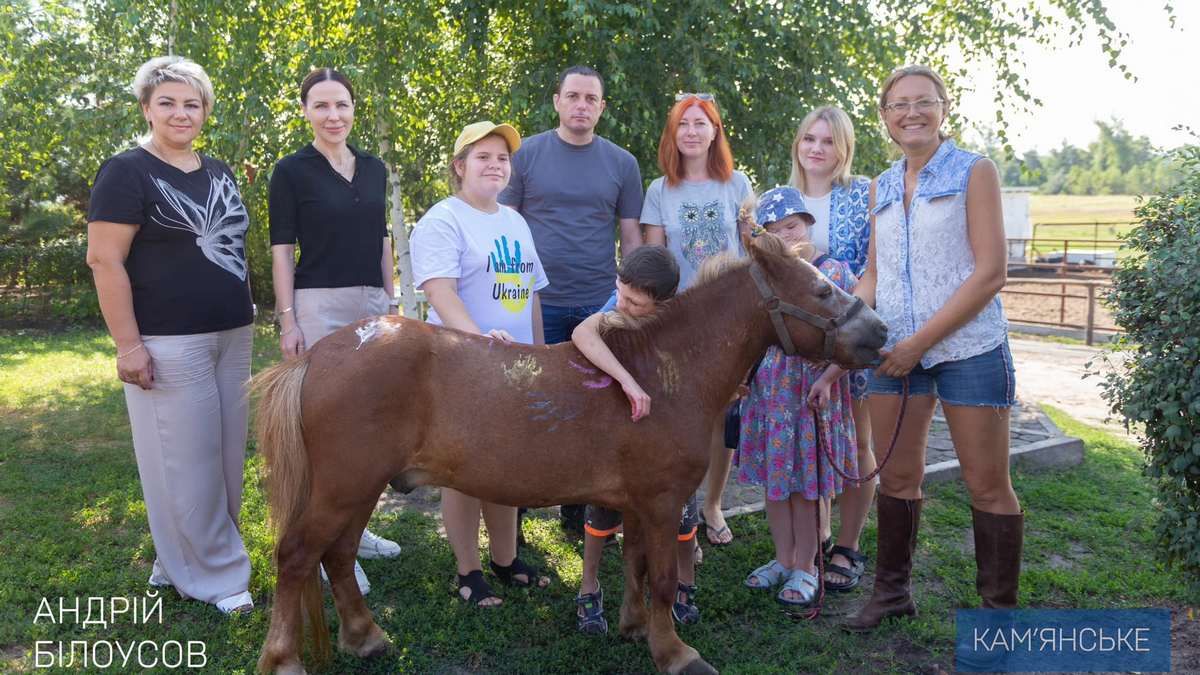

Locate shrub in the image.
[1100,143,1200,576]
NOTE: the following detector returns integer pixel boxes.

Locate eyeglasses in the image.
[882,98,943,114]
[675,92,715,102]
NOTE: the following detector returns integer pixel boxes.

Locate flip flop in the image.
[700,513,733,546]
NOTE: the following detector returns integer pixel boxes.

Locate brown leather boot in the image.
[844,494,921,632]
[972,508,1023,609]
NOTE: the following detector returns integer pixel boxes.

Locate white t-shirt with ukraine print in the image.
[411,196,550,344]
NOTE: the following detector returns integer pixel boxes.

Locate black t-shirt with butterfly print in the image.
[88,147,253,335]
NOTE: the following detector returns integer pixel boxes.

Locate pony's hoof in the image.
[679,657,718,675]
[271,661,307,675]
[618,621,648,642]
[338,625,391,657]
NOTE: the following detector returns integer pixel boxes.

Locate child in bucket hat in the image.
[735,185,861,611]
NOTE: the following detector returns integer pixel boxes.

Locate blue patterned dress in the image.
[734,257,859,501]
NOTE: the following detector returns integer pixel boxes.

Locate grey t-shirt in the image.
[641,171,754,290]
[499,130,643,306]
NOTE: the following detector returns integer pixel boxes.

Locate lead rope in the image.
[788,375,910,621]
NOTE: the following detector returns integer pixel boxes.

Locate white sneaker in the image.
[148,559,171,587]
[320,560,371,596]
[216,590,254,615]
[357,529,401,559]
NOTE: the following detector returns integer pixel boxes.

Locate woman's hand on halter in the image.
[877,336,926,378]
[116,344,154,390]
[485,329,515,343]
[279,326,306,360]
[619,377,651,421]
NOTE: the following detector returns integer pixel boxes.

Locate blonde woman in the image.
[848,65,1021,631]
[788,105,875,593]
[86,56,253,615]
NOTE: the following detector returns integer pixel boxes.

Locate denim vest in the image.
[827,176,871,278]
[872,140,1007,368]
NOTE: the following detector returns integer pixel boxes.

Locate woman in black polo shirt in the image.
[86,56,253,615]
[268,68,398,594]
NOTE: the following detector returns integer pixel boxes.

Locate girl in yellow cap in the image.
[410,121,551,606]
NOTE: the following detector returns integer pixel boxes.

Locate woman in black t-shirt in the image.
[85,56,253,616]
[268,69,400,594]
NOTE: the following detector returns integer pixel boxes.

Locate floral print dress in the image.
[734,257,859,501]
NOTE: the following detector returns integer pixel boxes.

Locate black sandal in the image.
[490,557,547,588]
[671,583,700,625]
[823,545,867,592]
[814,537,833,566]
[457,570,499,606]
[576,587,608,635]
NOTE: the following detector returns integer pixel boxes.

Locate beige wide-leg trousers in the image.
[124,324,253,605]
[294,286,390,344]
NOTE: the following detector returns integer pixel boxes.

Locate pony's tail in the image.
[250,352,330,664]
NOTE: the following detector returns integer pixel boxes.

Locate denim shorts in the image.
[869,341,1016,407]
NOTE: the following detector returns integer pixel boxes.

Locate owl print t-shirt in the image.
[410,196,550,345]
[88,148,253,335]
[641,171,753,290]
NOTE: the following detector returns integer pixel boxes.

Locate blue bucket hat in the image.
[755,186,815,228]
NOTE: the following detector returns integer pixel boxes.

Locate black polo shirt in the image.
[268,143,389,289]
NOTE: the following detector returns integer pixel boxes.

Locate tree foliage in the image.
[1100,141,1200,576]
[1,0,1139,306]
[980,120,1184,195]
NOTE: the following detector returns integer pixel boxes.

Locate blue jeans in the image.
[869,341,1016,407]
[538,300,606,531]
[540,301,606,345]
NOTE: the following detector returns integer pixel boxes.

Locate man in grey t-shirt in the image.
[500,65,643,342]
[499,65,643,535]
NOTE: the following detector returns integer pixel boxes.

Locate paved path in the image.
[380,335,1120,523]
[1008,336,1132,438]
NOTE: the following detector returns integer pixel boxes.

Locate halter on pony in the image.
[748,261,869,361]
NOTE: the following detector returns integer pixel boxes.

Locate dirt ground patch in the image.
[1001,280,1119,334]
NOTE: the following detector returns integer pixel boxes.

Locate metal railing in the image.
[1000,278,1118,345]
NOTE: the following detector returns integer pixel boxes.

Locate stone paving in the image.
[376,397,1081,523]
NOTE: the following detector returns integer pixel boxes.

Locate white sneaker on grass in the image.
[357,529,401,559]
[320,560,371,596]
[216,590,253,616]
[148,559,171,587]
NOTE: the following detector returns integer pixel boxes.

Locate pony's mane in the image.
[599,235,801,360]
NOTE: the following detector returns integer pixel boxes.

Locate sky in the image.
[955,0,1198,154]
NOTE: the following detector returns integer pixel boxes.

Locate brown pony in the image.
[253,234,887,674]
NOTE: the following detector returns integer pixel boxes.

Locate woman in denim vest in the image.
[788,105,875,594]
[846,65,1023,631]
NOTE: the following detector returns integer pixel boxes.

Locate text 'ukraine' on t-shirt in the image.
[499,130,643,307]
[88,148,253,336]
[410,196,550,344]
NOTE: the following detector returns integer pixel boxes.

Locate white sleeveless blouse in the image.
[872,140,1007,368]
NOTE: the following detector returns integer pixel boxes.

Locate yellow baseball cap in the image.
[453,121,521,155]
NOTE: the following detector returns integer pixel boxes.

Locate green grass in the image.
[1,327,1196,673]
[1026,194,1141,258]
[1029,194,1141,225]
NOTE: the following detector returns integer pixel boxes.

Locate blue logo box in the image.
[955,608,1171,672]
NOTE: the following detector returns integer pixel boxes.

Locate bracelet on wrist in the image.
[117,342,145,359]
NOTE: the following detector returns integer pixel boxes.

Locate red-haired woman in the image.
[643,93,753,560]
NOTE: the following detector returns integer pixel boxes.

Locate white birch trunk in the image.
[377,119,418,317]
